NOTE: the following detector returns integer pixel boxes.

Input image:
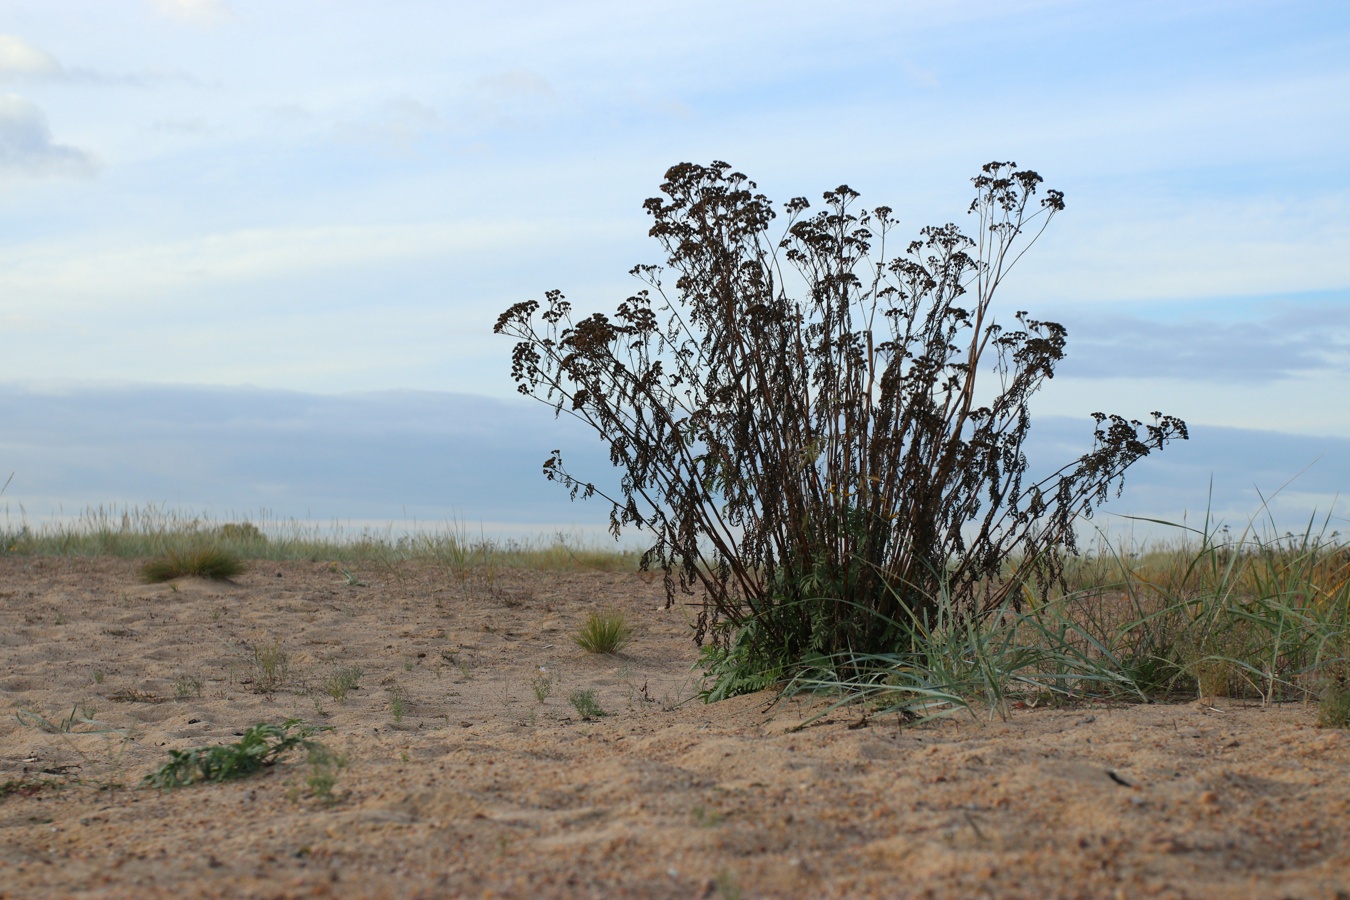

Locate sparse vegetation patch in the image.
[143,719,332,790]
[574,608,631,655]
[142,546,244,583]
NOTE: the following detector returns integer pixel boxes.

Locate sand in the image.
[1,555,1348,898]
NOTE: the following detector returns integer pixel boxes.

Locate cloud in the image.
[900,60,939,88]
[0,35,62,79]
[1048,301,1350,384]
[460,68,559,134]
[147,0,235,26]
[0,383,620,532]
[0,34,200,87]
[152,116,210,135]
[0,384,1343,543]
[1023,416,1350,538]
[475,69,554,100]
[0,219,556,302]
[0,93,96,177]
[332,97,443,153]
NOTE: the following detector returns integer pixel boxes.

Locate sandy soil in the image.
[1,555,1348,899]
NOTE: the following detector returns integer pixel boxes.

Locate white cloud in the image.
[0,220,555,303]
[999,191,1350,305]
[0,93,95,177]
[148,0,235,26]
[332,97,443,153]
[475,69,554,101]
[0,35,62,79]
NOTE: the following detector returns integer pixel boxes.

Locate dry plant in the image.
[496,160,1186,695]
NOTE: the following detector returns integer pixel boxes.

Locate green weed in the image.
[322,666,363,701]
[568,689,607,720]
[143,719,331,790]
[388,684,409,722]
[531,667,554,703]
[174,674,203,700]
[304,743,348,803]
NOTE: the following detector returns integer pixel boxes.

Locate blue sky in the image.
[0,0,1347,541]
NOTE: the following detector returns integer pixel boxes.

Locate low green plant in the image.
[174,674,203,700]
[574,608,631,654]
[336,567,366,587]
[143,719,331,790]
[250,637,291,693]
[531,667,554,703]
[388,684,408,722]
[323,666,363,701]
[692,804,724,827]
[568,689,608,720]
[714,867,742,900]
[141,546,244,583]
[304,743,348,803]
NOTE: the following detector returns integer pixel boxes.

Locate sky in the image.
[0,0,1347,543]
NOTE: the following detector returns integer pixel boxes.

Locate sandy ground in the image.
[1,555,1348,899]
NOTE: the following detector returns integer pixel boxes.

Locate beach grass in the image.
[0,503,641,571]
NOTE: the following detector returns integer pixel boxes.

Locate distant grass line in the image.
[0,504,640,571]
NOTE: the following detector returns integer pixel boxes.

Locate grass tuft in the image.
[574,608,631,654]
[322,666,363,701]
[772,513,1350,723]
[142,546,244,583]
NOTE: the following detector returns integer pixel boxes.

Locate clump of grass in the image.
[574,608,631,654]
[174,674,203,700]
[249,637,291,693]
[776,511,1350,723]
[568,689,608,720]
[142,546,244,583]
[304,743,348,803]
[388,684,409,722]
[322,666,363,701]
[143,719,331,790]
[215,521,266,545]
[531,667,554,703]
